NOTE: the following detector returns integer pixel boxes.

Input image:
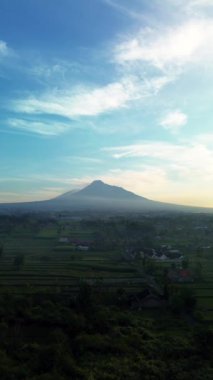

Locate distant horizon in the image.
[0,178,212,209]
[0,1,213,207]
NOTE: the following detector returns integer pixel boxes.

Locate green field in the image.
[0,222,146,296]
[0,215,213,322]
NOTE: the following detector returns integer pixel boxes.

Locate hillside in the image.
[0,180,212,214]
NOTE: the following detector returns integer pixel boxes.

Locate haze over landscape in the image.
[1,0,213,207]
[1,180,212,213]
[1,4,213,379]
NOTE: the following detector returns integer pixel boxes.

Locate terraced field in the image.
[0,224,147,295]
[0,217,212,321]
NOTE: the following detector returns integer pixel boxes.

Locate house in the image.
[167,268,193,283]
[77,245,89,251]
[159,254,168,261]
[58,237,69,243]
[143,248,157,257]
[157,246,182,260]
[167,249,182,259]
[179,269,193,282]
[123,248,137,261]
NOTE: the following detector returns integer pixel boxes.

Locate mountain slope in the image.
[0,180,212,213]
[56,180,146,201]
[51,179,159,212]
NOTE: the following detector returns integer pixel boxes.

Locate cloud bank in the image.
[114,19,213,72]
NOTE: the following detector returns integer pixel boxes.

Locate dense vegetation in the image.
[0,286,212,380]
[0,212,213,378]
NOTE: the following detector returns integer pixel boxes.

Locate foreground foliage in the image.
[0,288,212,380]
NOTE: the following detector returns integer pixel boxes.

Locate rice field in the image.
[0,223,146,295]
[0,217,212,321]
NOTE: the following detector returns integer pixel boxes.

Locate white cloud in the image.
[11,74,172,120]
[100,168,169,196]
[13,78,137,118]
[102,139,213,206]
[0,40,9,57]
[50,161,213,207]
[103,0,213,22]
[29,60,82,85]
[190,0,213,5]
[167,0,213,7]
[103,169,213,207]
[102,0,145,20]
[64,156,103,164]
[103,141,181,159]
[159,110,188,132]
[31,63,66,80]
[195,133,213,146]
[140,75,174,96]
[114,20,213,72]
[176,0,213,12]
[103,140,213,181]
[8,118,70,136]
[0,187,66,203]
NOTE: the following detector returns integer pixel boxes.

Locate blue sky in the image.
[1,0,213,206]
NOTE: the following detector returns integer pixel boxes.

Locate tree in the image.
[77,283,93,313]
[13,254,25,269]
[169,286,197,314]
[193,261,203,280]
[182,258,189,269]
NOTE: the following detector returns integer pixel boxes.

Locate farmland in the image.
[0,212,213,380]
[0,216,145,295]
[0,212,213,320]
[0,215,213,319]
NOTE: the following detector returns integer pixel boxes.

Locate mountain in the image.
[50,180,153,211]
[56,180,145,201]
[0,180,212,214]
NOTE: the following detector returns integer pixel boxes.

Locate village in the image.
[0,212,212,309]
